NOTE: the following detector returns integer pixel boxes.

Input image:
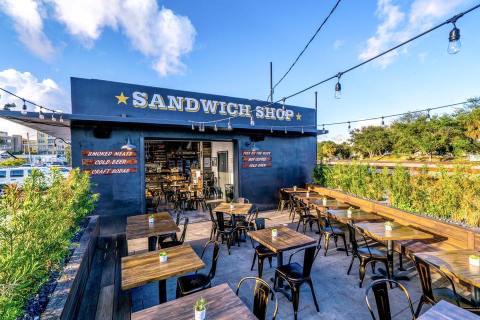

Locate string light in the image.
[270,127,273,133]
[381,117,385,126]
[59,113,64,123]
[191,123,195,130]
[448,19,461,54]
[282,97,286,111]
[227,119,232,131]
[250,114,255,126]
[199,123,205,132]
[284,127,287,134]
[51,112,56,121]
[301,126,304,134]
[334,73,342,99]
[38,107,44,119]
[347,122,351,130]
[21,99,27,115]
[214,123,218,131]
[426,108,431,121]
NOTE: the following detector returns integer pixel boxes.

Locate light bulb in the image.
[335,82,342,99]
[381,117,385,126]
[191,123,195,130]
[199,123,205,132]
[284,127,287,134]
[227,119,232,131]
[21,100,27,115]
[301,127,304,134]
[51,113,56,121]
[270,127,273,133]
[59,114,64,122]
[39,107,44,119]
[448,24,461,54]
[250,115,255,126]
[214,123,218,131]
[348,122,351,130]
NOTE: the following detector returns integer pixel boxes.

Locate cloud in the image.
[50,0,196,76]
[0,0,55,61]
[0,68,68,137]
[333,39,345,50]
[359,0,468,67]
[0,0,196,76]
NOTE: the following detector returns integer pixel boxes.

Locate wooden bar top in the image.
[415,249,480,289]
[213,203,253,215]
[327,209,384,224]
[131,283,256,320]
[126,212,179,240]
[418,300,480,319]
[356,222,434,242]
[121,244,205,290]
[248,226,316,253]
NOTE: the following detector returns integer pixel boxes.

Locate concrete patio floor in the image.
[123,209,433,320]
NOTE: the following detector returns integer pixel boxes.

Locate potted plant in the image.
[159,251,168,263]
[148,214,155,224]
[194,297,207,320]
[384,221,394,231]
[271,228,278,238]
[469,255,480,267]
[347,207,354,218]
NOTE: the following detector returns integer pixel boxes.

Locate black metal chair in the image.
[365,279,416,320]
[273,246,320,320]
[346,223,389,288]
[176,240,220,298]
[215,211,239,255]
[207,204,218,241]
[236,207,259,242]
[236,277,278,320]
[295,199,319,234]
[159,217,189,249]
[412,255,477,317]
[250,218,276,278]
[315,208,348,257]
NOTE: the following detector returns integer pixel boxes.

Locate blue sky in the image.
[0,0,479,141]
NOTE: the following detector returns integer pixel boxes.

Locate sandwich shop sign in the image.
[71,78,315,130]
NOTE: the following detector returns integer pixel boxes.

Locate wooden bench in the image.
[307,185,478,257]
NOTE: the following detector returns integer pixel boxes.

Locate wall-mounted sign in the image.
[84,168,137,175]
[82,150,137,157]
[242,150,272,168]
[82,159,138,166]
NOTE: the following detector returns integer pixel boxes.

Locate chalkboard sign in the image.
[242,150,272,168]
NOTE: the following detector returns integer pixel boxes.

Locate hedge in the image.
[313,163,480,227]
[0,168,98,319]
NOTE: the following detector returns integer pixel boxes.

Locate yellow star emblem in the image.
[115,92,129,105]
[295,113,302,121]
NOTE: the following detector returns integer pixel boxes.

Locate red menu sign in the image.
[81,149,137,175]
[82,159,138,166]
[84,168,137,175]
[242,150,272,168]
[82,150,136,157]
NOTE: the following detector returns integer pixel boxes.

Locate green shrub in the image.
[313,163,480,227]
[0,168,98,319]
[0,158,27,167]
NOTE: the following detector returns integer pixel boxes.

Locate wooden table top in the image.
[126,212,180,240]
[248,226,316,253]
[327,209,384,224]
[213,202,253,215]
[294,193,322,201]
[121,244,205,290]
[415,249,480,289]
[418,300,480,320]
[309,199,350,210]
[282,187,308,193]
[356,222,434,242]
[131,283,256,320]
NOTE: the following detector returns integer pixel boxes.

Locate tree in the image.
[317,141,337,160]
[350,126,392,158]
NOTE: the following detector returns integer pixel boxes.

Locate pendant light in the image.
[448,21,461,54]
[21,99,27,115]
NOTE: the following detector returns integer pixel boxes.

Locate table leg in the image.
[159,279,167,304]
[374,240,410,282]
[148,236,157,251]
[472,286,480,307]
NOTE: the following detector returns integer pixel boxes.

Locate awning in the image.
[0,110,71,142]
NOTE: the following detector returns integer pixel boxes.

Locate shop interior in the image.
[144,139,234,212]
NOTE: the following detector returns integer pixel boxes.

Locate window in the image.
[10,170,24,177]
[0,171,6,178]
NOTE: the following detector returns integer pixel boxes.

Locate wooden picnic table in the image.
[356,221,433,281]
[327,209,384,224]
[131,283,256,320]
[418,300,480,319]
[248,226,316,291]
[415,249,480,306]
[121,244,205,304]
[126,212,180,251]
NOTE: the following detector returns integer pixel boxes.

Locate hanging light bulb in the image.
[214,123,218,131]
[381,117,385,126]
[270,127,273,133]
[250,114,255,126]
[284,127,287,134]
[59,113,64,122]
[301,127,304,134]
[448,21,461,54]
[227,119,232,131]
[191,122,195,130]
[38,107,44,119]
[348,122,351,130]
[426,109,431,121]
[282,98,286,111]
[199,123,205,132]
[20,100,27,115]
[335,73,342,99]
[322,124,326,133]
[51,112,56,121]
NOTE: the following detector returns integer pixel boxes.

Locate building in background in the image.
[37,132,65,155]
[11,135,23,153]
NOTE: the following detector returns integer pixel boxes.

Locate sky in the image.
[0,0,479,142]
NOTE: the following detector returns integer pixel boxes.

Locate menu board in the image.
[82,150,137,175]
[242,150,272,168]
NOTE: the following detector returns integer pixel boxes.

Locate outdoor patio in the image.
[76,207,429,320]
